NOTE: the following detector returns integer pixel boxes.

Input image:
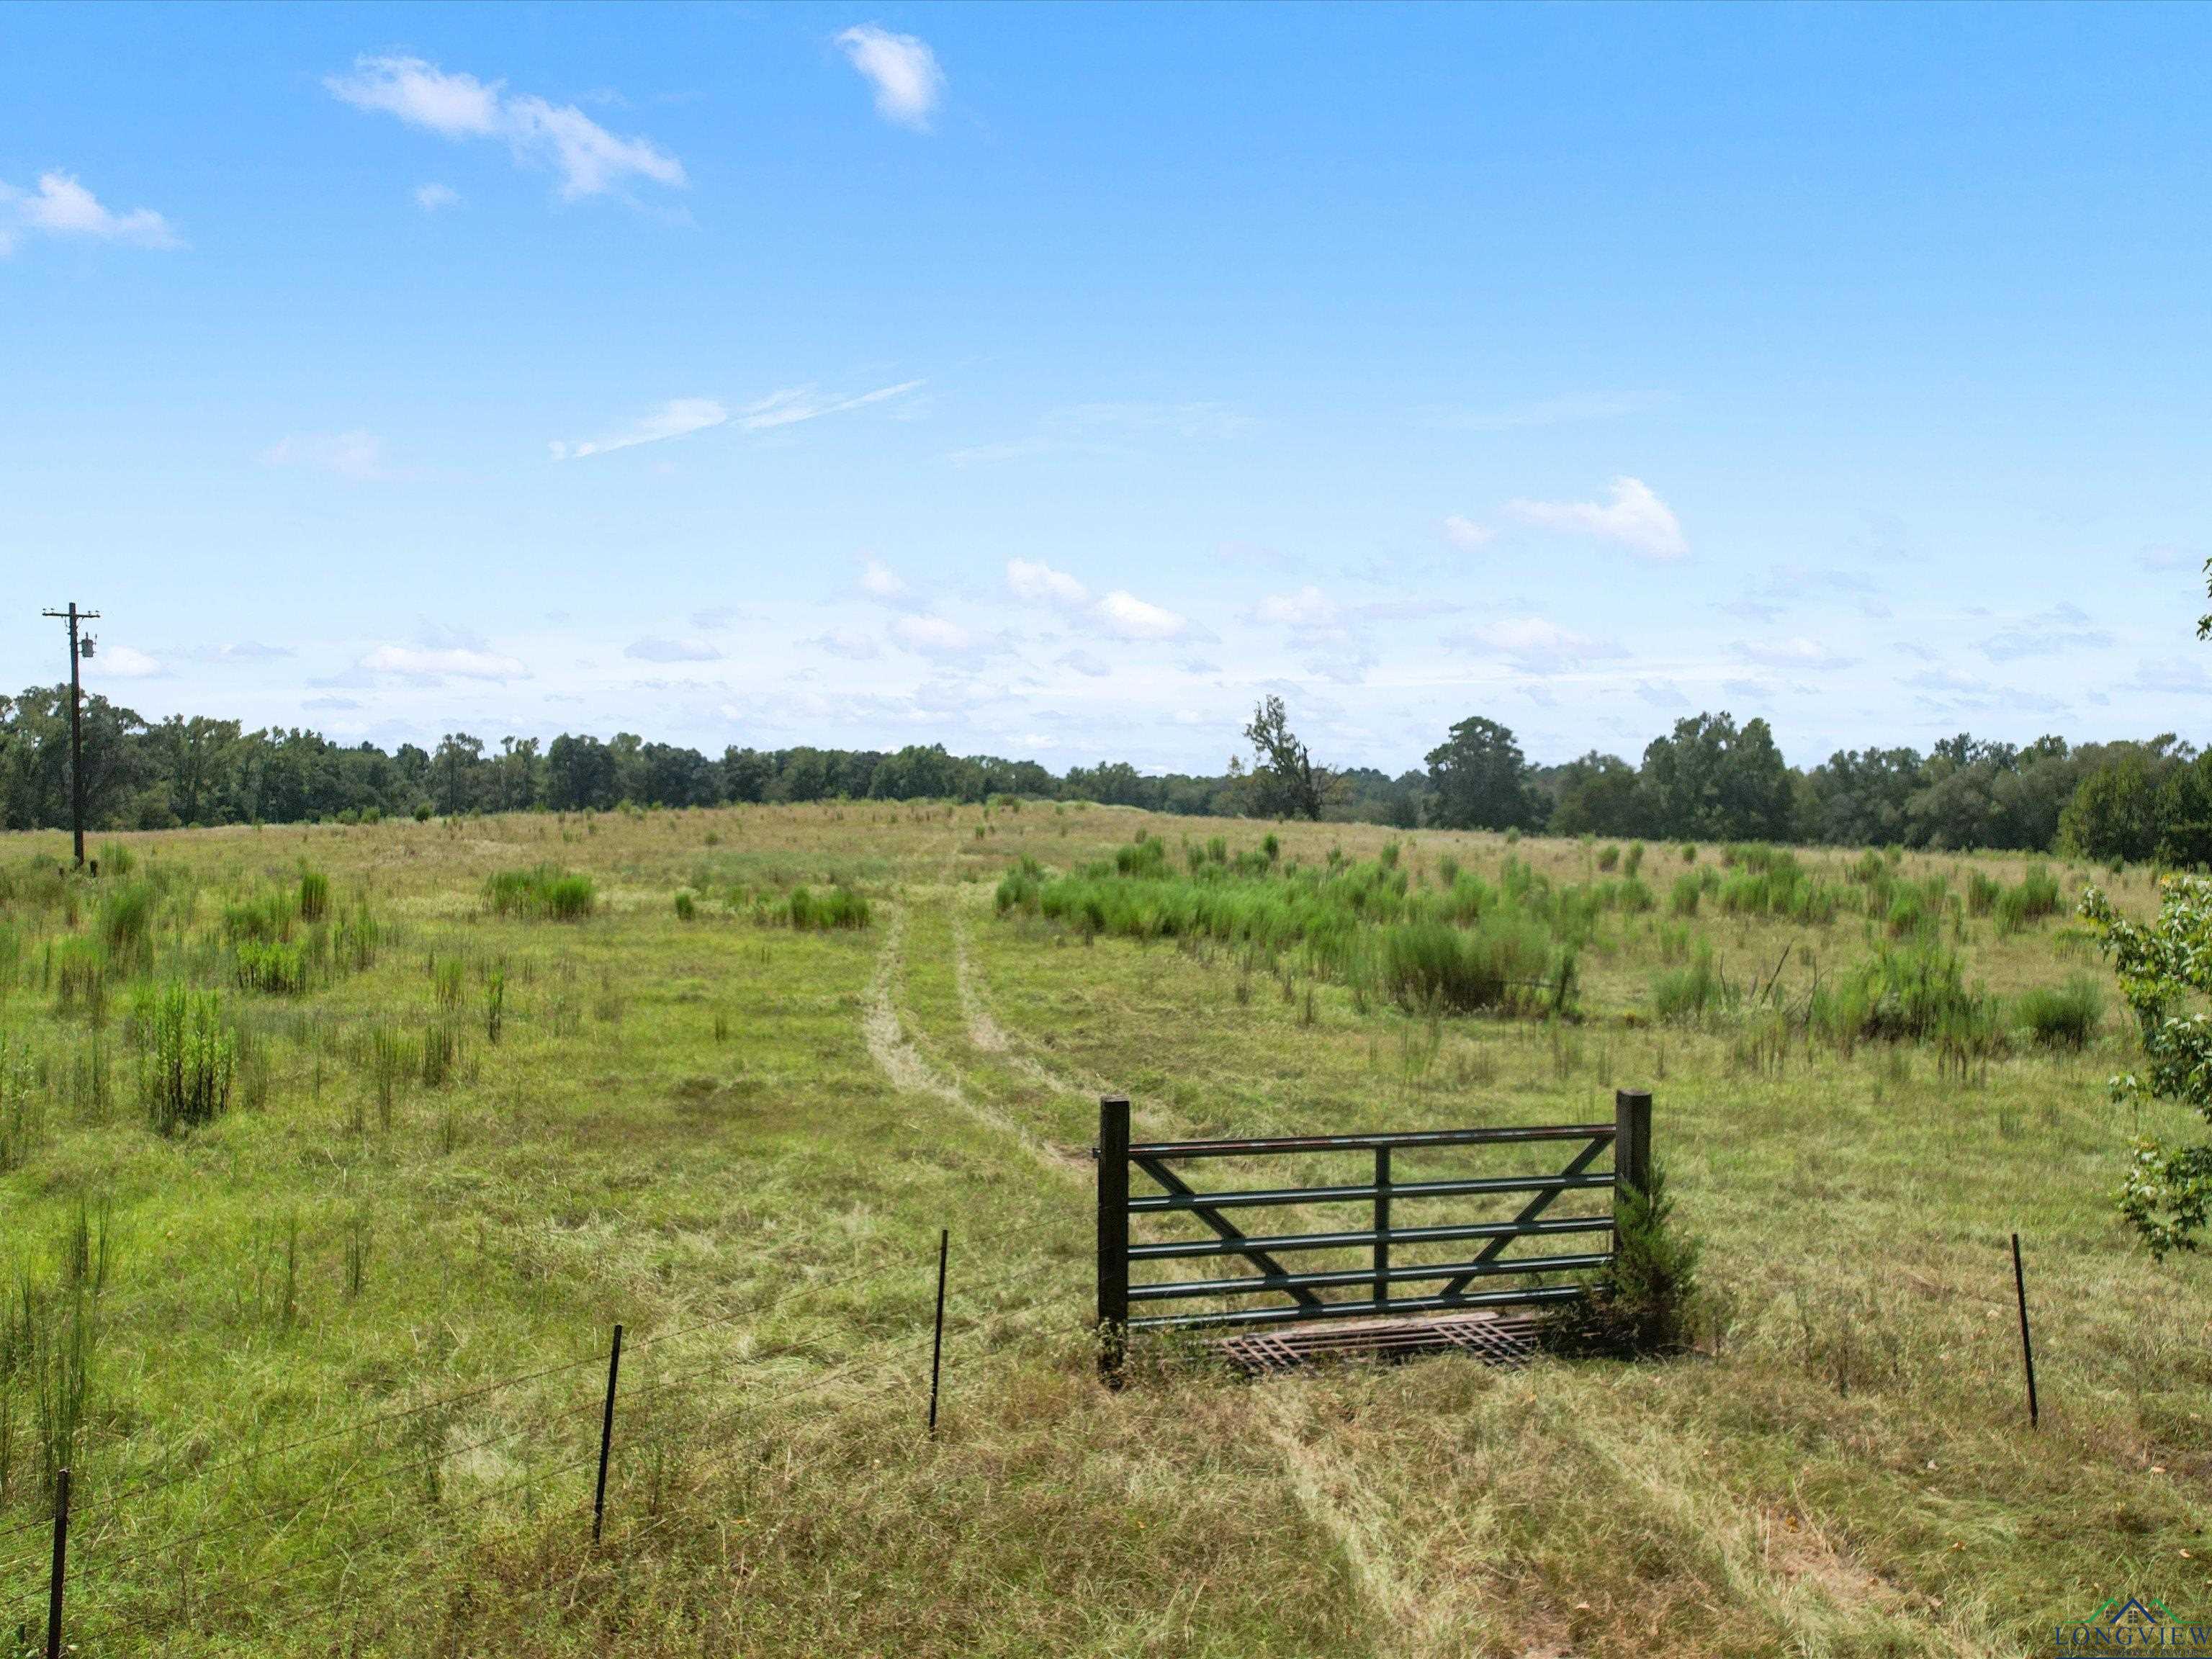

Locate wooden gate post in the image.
[1613,1089,1653,1219]
[1096,1095,1130,1387]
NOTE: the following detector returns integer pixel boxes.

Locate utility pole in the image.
[40,604,99,868]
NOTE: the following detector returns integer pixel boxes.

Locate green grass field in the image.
[0,801,2204,1657]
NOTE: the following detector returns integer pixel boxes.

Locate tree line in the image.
[0,680,2201,862]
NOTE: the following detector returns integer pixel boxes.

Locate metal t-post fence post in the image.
[45,1467,70,1659]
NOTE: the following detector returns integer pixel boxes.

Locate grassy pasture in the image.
[0,800,2205,1657]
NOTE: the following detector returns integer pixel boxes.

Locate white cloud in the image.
[1981,603,2115,663]
[1095,590,1187,641]
[1450,390,1668,431]
[860,558,909,601]
[1737,637,1858,672]
[1453,616,1622,674]
[624,637,721,662]
[1506,475,1687,560]
[1256,586,1337,629]
[1007,558,1089,607]
[327,56,685,199]
[260,431,396,482]
[835,26,945,130]
[414,182,461,212]
[328,57,501,135]
[550,382,917,459]
[892,614,971,655]
[1442,514,1494,552]
[1,171,177,253]
[176,642,294,663]
[738,380,923,431]
[815,629,881,660]
[359,644,529,680]
[1058,649,1111,678]
[550,398,726,461]
[95,644,163,678]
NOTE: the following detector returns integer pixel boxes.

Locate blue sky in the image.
[4,2,2208,773]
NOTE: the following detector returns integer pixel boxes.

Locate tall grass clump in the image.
[99,880,157,971]
[1995,864,2064,934]
[1668,871,1706,917]
[1815,943,2000,1054]
[1715,847,1840,924]
[1651,943,1732,1024]
[0,1035,42,1172]
[222,889,296,945]
[1,1202,113,1497]
[132,981,238,1133]
[2016,974,2103,1049]
[1019,840,1578,1018]
[996,855,1045,914]
[1374,917,1562,1015]
[788,886,872,930]
[235,939,309,995]
[486,866,596,921]
[297,867,331,923]
[1966,870,2004,917]
[51,938,107,1023]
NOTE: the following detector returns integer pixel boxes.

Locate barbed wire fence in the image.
[1,1209,1068,1658]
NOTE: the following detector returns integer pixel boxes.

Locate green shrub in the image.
[2017,974,2103,1049]
[298,868,330,922]
[1596,845,1620,872]
[1624,842,1646,878]
[412,802,433,822]
[1548,1163,1701,1357]
[133,981,237,1133]
[673,891,698,921]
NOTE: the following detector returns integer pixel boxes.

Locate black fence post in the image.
[2011,1233,2039,1429]
[45,1467,69,1659]
[1372,1144,1393,1310]
[927,1227,950,1434]
[592,1323,623,1543]
[1612,1089,1653,1221]
[1097,1096,1130,1387]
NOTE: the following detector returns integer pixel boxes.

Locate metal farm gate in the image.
[1094,1089,1653,1380]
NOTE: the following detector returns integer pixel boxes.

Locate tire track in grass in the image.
[1541,1393,1995,1658]
[954,891,1461,1655]
[950,894,1114,1103]
[863,901,1084,1179]
[1252,1383,1440,1659]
